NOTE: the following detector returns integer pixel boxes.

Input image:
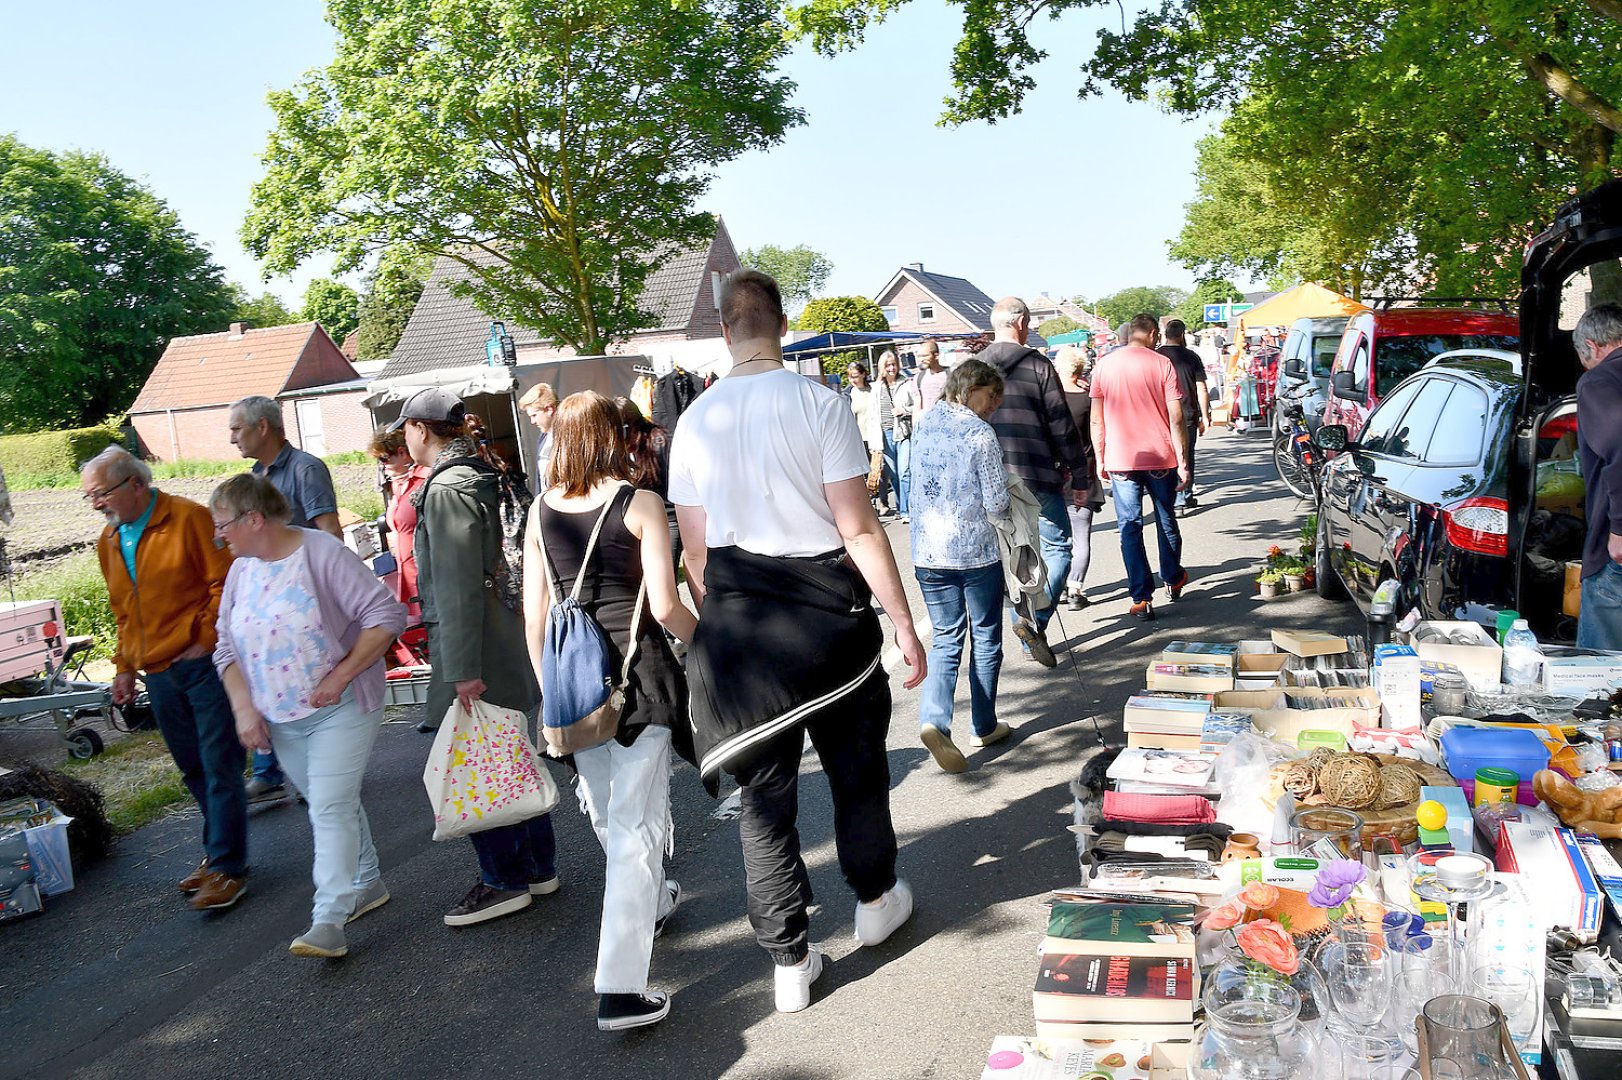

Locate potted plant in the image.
[1257,568,1284,599]
[1282,559,1307,593]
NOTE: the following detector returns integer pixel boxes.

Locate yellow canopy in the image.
[1237,283,1367,339]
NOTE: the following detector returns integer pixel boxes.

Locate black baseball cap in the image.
[389,387,466,431]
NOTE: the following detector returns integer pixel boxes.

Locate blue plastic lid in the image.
[1440,726,1550,781]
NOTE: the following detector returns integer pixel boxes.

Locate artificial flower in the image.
[1238,881,1280,910]
[1307,859,1366,909]
[1204,900,1245,930]
[1236,919,1300,976]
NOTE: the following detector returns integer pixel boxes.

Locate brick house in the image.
[128,322,373,462]
[379,218,742,378]
[873,263,999,336]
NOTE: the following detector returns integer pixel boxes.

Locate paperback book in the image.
[1105,748,1217,790]
[1041,901,1196,958]
[1145,662,1233,694]
[1161,641,1238,666]
[981,1035,1155,1079]
[1032,953,1196,1023]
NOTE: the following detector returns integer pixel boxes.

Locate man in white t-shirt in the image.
[668,269,925,1015]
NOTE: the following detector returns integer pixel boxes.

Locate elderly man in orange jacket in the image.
[83,446,248,910]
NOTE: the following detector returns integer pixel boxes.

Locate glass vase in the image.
[1194,972,1318,1080]
[1213,949,1334,1038]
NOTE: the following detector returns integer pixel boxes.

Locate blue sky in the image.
[1,0,1223,310]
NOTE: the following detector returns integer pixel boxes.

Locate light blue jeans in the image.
[882,429,910,515]
[266,691,384,926]
[918,563,1004,739]
[1578,562,1622,651]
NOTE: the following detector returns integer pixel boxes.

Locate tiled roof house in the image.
[378,219,741,380]
[873,263,999,336]
[128,322,373,462]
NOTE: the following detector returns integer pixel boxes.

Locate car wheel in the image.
[1315,506,1347,601]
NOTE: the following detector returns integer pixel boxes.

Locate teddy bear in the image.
[1534,769,1622,838]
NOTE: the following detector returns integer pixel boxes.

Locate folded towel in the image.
[1103,789,1216,824]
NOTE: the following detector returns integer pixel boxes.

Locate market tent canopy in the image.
[781,331,930,355]
[1046,330,1093,345]
[1236,283,1367,338]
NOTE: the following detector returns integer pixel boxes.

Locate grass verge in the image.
[12,551,117,662]
[60,732,190,833]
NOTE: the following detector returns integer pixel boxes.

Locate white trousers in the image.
[574,724,674,995]
[266,692,384,926]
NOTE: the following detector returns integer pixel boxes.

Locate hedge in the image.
[0,423,128,488]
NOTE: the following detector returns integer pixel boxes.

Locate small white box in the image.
[1540,651,1622,697]
[1372,644,1422,730]
[1494,820,1602,942]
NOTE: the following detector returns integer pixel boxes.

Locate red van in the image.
[1321,307,1520,438]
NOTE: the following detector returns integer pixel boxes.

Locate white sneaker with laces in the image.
[774,946,825,1013]
[854,879,914,946]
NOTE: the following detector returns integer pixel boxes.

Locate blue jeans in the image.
[143,655,248,875]
[470,813,557,892]
[252,749,285,787]
[1014,488,1073,633]
[1578,562,1622,651]
[917,563,1004,739]
[1174,422,1199,508]
[1111,470,1185,603]
[266,692,383,925]
[882,429,909,515]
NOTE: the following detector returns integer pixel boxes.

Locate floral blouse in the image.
[227,545,342,723]
[908,401,1010,570]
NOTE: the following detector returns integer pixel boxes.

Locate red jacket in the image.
[97,490,233,675]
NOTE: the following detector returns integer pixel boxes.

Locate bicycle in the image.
[1271,391,1322,501]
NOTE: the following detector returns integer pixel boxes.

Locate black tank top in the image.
[534,485,686,736]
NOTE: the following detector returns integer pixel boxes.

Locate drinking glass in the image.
[1329,1034,1394,1080]
[1421,995,1520,1080]
[1325,941,1393,1029]
[1469,965,1538,1051]
[1396,966,1458,1054]
[1399,934,1466,984]
[1289,807,1364,862]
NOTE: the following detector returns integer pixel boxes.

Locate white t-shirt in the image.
[668,366,869,557]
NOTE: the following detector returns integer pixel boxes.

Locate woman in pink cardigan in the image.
[211,473,405,959]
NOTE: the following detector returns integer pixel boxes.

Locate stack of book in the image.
[1122,692,1211,751]
[1031,899,1199,1043]
[1143,641,1237,695]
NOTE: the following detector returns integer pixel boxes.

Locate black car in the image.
[1311,179,1622,642]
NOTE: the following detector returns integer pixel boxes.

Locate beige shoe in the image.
[971,722,1011,748]
[920,726,968,773]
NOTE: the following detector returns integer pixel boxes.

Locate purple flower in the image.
[1308,858,1366,909]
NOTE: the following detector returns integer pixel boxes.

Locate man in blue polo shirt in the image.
[227,395,345,802]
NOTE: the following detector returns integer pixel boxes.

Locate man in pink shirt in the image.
[1090,313,1191,620]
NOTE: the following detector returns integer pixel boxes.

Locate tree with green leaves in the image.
[1094,286,1189,330]
[741,244,834,306]
[790,0,1622,296]
[244,0,802,357]
[0,135,237,432]
[299,278,361,344]
[798,295,890,375]
[1037,315,1079,339]
[228,285,297,330]
[355,246,431,360]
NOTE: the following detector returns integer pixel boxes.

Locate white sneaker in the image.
[774,946,825,1013]
[854,879,914,947]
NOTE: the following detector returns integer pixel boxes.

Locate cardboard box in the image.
[1237,641,1288,684]
[1495,820,1602,942]
[1420,785,1474,854]
[1574,833,1622,923]
[1565,561,1583,618]
[1271,629,1348,657]
[1413,620,1503,691]
[1540,650,1622,697]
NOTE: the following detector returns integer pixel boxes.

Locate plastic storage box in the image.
[1440,726,1551,783]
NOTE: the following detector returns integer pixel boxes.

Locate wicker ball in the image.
[1307,747,1337,770]
[1317,753,1382,810]
[1377,763,1423,810]
[1282,761,1320,800]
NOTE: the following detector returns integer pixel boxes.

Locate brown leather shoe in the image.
[178,858,211,894]
[189,870,247,911]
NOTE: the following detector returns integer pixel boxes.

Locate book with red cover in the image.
[1031,953,1195,1023]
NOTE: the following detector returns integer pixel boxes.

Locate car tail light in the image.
[1442,497,1509,557]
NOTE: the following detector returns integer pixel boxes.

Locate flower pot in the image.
[1258,581,1282,599]
[1284,574,1306,593]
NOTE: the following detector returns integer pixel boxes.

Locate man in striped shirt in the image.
[979,296,1085,667]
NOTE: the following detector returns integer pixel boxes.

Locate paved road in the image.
[3,429,1365,1080]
